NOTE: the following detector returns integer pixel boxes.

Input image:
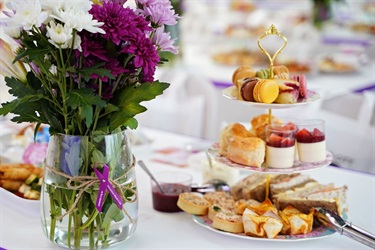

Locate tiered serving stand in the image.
[209,24,333,174]
[195,25,335,241]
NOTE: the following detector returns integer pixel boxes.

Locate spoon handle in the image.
[138,160,165,194]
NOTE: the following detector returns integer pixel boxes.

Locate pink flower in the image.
[151,26,178,54]
[136,0,179,26]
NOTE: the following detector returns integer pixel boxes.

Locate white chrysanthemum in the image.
[3,0,48,30]
[49,0,105,34]
[40,0,64,10]
[46,21,82,51]
[46,21,73,48]
[3,26,22,39]
[49,64,57,75]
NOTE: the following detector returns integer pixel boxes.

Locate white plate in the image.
[192,215,336,241]
[0,187,40,217]
[207,143,332,174]
[222,86,321,109]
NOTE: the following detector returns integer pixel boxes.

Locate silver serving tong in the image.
[315,207,375,249]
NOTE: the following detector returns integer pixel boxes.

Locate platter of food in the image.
[318,55,359,74]
[177,172,348,241]
[222,85,321,109]
[0,162,43,216]
[192,214,336,241]
[207,142,332,174]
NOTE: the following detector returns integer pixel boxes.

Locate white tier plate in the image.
[192,215,336,241]
[207,143,332,174]
[222,86,321,109]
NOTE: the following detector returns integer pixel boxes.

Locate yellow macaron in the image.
[253,79,279,104]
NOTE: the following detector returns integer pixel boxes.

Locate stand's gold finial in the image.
[257,24,287,79]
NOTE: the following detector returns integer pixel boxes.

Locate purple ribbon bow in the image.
[94,164,123,212]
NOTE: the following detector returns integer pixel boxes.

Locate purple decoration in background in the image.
[321,37,373,47]
[211,80,231,88]
[94,165,123,212]
[353,83,375,93]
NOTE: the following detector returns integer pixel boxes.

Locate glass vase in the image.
[41,131,138,249]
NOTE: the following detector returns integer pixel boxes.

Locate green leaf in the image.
[123,117,138,129]
[66,89,106,129]
[91,148,106,165]
[0,94,43,118]
[5,76,36,98]
[108,81,169,131]
[102,203,124,226]
[76,64,115,82]
[14,47,51,63]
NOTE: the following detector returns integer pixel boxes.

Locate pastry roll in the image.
[0,179,24,191]
[0,163,35,180]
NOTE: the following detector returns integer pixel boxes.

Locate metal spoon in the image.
[138,160,165,194]
[191,179,231,194]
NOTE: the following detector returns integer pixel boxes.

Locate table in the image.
[1,127,374,249]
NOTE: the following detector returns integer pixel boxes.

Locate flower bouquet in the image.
[0,0,179,248]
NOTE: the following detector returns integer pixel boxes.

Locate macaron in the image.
[274,79,300,104]
[273,65,290,79]
[240,77,259,102]
[291,74,308,98]
[253,79,279,104]
[232,65,256,88]
[255,69,270,79]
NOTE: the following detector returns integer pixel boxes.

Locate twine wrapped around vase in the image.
[43,155,138,222]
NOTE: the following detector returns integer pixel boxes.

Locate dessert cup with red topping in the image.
[265,123,297,168]
[296,119,326,163]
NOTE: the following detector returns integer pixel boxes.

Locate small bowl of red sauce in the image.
[151,171,192,212]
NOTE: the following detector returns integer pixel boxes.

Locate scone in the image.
[219,123,255,156]
[226,137,265,167]
[250,114,283,141]
[177,192,210,215]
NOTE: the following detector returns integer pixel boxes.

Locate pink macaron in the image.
[291,74,307,98]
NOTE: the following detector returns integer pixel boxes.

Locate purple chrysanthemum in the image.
[79,32,108,61]
[90,2,152,45]
[122,36,159,82]
[135,0,178,26]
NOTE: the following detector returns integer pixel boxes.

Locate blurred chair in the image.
[317,89,375,174]
[137,68,219,140]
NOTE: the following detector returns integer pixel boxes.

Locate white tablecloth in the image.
[1,127,374,249]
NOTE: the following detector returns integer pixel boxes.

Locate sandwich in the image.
[272,182,347,216]
[269,173,317,199]
[230,173,275,202]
